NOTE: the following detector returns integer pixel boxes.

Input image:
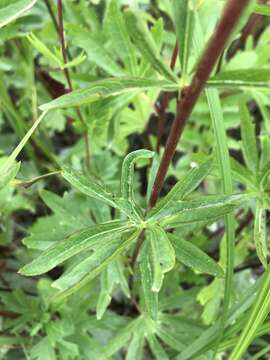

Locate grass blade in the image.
[229,265,270,360]
[193,12,235,358]
[0,0,37,28]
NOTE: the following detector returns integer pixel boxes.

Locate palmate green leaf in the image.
[0,0,37,28]
[105,317,143,358]
[149,159,212,219]
[61,165,117,208]
[171,0,194,77]
[169,234,224,278]
[39,77,176,111]
[30,337,56,360]
[148,194,249,228]
[39,190,88,227]
[139,243,158,321]
[148,226,175,292]
[254,201,267,268]
[124,10,178,83]
[121,149,154,219]
[105,0,137,75]
[139,17,164,77]
[0,160,20,190]
[239,100,259,174]
[208,69,270,88]
[177,279,262,360]
[52,229,139,295]
[23,191,93,251]
[19,220,133,276]
[67,24,125,77]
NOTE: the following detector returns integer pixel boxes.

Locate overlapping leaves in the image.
[20,151,248,304]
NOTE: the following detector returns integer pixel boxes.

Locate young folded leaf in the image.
[148,194,248,228]
[0,0,37,28]
[53,230,139,294]
[148,226,175,292]
[105,0,137,75]
[149,159,212,218]
[171,0,194,77]
[62,165,117,208]
[121,149,154,219]
[27,33,62,68]
[139,243,158,321]
[39,77,176,111]
[254,202,267,268]
[239,100,259,174]
[170,234,224,278]
[208,69,270,89]
[19,220,132,276]
[124,10,178,83]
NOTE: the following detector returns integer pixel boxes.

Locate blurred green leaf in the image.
[171,0,194,76]
[239,100,259,173]
[254,4,270,16]
[105,0,137,75]
[125,10,178,83]
[0,160,20,190]
[0,0,37,28]
[208,69,270,88]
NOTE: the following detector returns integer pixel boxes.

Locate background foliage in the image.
[0,0,270,359]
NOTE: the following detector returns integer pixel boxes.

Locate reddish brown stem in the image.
[0,310,18,319]
[57,0,90,169]
[228,0,268,58]
[44,0,60,36]
[149,0,251,208]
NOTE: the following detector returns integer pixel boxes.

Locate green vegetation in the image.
[0,0,270,359]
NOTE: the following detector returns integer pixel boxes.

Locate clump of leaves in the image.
[0,0,270,359]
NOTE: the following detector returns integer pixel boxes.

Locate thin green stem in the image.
[57,0,91,170]
[194,12,235,358]
[229,265,270,359]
